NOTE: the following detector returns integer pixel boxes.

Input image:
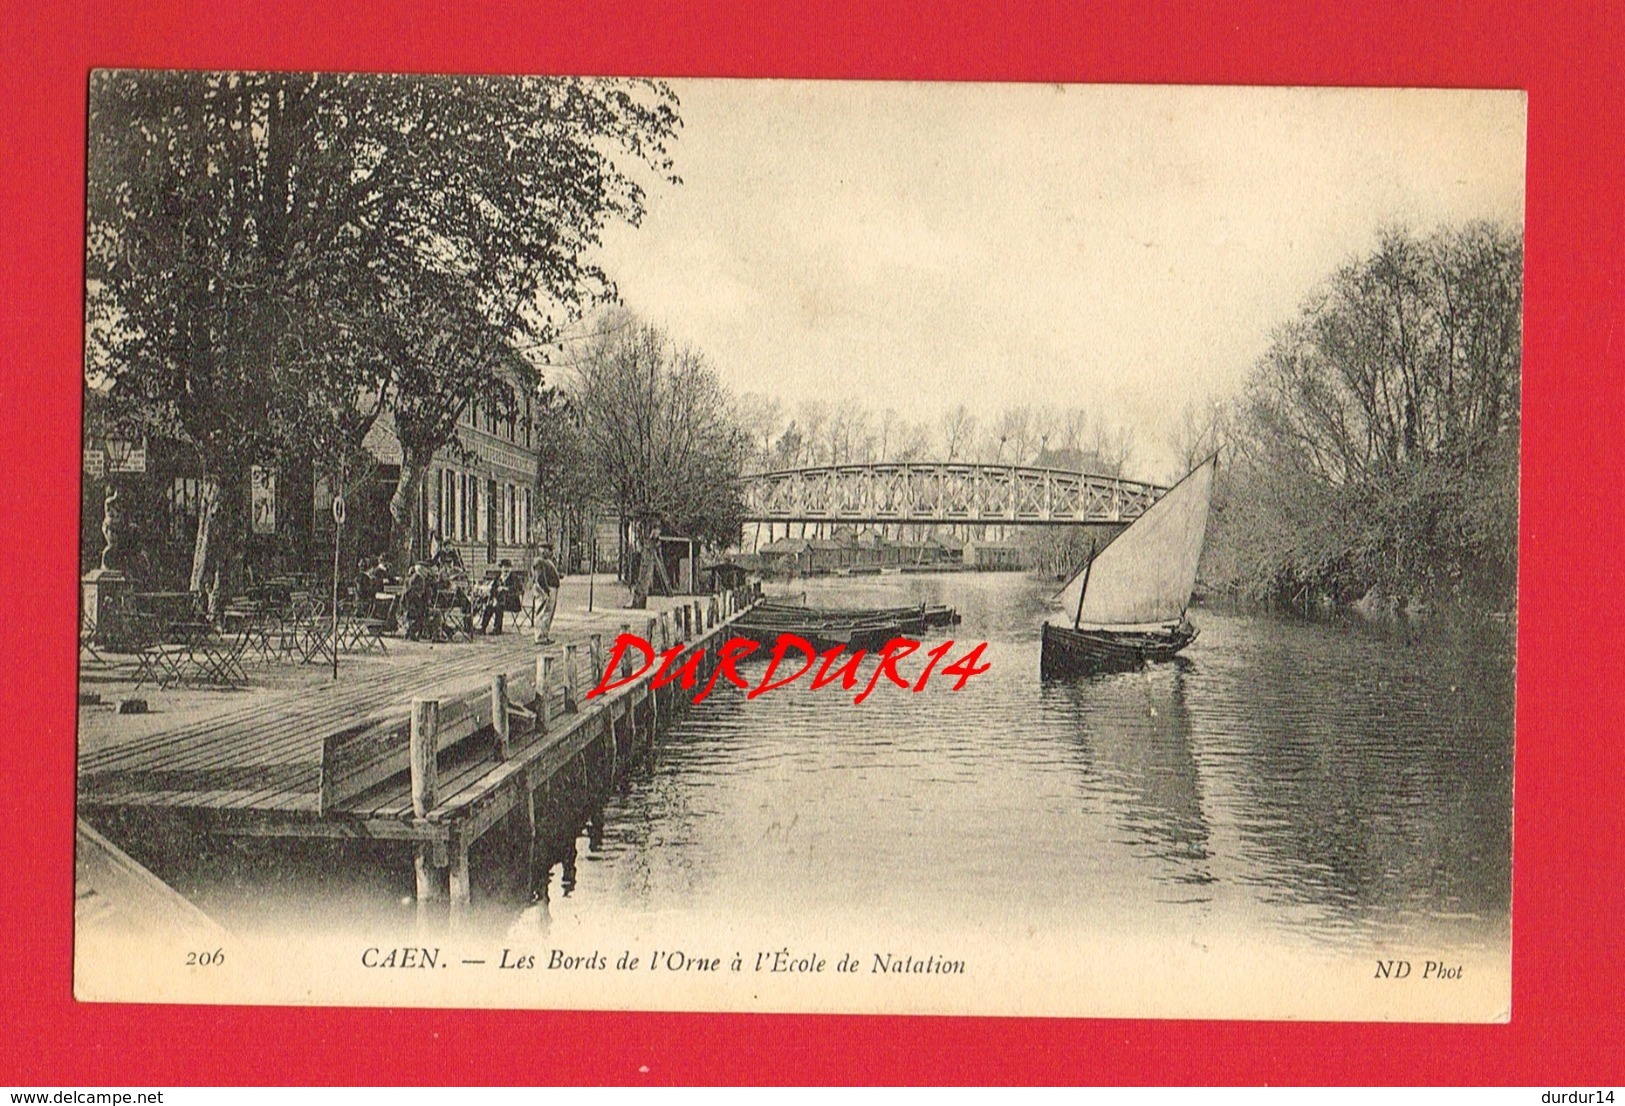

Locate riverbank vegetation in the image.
[1200,223,1522,612]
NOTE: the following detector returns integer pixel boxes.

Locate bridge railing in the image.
[739,463,1167,525]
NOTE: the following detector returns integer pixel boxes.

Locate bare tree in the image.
[573,316,749,606]
[940,404,977,462]
[1165,397,1229,478]
[796,400,830,466]
[734,392,785,471]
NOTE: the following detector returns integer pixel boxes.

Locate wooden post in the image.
[410,698,440,818]
[414,841,448,920]
[620,623,633,678]
[408,697,447,920]
[589,633,604,690]
[709,598,719,629]
[520,767,538,871]
[564,643,580,712]
[448,829,471,924]
[693,600,703,637]
[644,616,658,658]
[490,674,511,759]
[646,657,659,756]
[538,654,554,734]
[658,612,671,651]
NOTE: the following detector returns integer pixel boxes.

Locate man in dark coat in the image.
[479,559,524,635]
[531,544,561,645]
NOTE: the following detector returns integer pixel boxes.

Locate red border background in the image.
[3,0,1622,1085]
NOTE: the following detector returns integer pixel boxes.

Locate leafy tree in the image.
[85,70,680,585]
[370,75,681,565]
[87,71,398,590]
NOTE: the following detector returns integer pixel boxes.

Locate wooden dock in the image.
[75,818,226,941]
[78,586,761,918]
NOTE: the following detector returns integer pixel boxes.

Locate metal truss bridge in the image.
[740,463,1168,526]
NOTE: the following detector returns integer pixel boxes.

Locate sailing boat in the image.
[1041,455,1217,677]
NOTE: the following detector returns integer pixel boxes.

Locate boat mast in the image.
[1073,540,1095,630]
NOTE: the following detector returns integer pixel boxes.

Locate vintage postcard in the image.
[74,76,1523,1021]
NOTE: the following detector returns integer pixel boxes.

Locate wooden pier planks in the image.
[77,589,761,887]
[78,633,555,814]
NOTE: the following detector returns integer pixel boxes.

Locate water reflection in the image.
[495,575,1513,953]
[119,572,1513,959]
[1183,610,1513,945]
[1040,663,1215,894]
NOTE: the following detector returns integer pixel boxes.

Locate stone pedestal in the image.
[81,568,128,643]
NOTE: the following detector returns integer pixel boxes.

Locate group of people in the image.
[354,536,559,645]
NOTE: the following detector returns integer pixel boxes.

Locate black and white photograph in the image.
[74,74,1523,1020]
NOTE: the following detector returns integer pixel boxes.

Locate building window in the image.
[523,487,532,546]
[455,472,467,542]
[166,477,205,540]
[442,469,452,538]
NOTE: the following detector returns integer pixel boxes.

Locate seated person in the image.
[401,563,434,641]
[367,553,393,593]
[477,559,524,635]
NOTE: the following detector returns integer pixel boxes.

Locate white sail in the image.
[1053,457,1216,628]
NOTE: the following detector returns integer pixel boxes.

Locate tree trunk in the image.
[389,443,433,571]
[629,518,657,609]
[632,538,655,609]
[188,478,220,594]
[189,469,247,604]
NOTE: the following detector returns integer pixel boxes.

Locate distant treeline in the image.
[1194,222,1522,611]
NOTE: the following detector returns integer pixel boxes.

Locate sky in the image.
[590,82,1526,481]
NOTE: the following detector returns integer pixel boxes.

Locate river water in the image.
[514,571,1513,960]
[116,570,1513,1015]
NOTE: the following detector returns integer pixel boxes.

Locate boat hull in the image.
[1040,620,1197,677]
[734,601,962,653]
[733,622,899,653]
